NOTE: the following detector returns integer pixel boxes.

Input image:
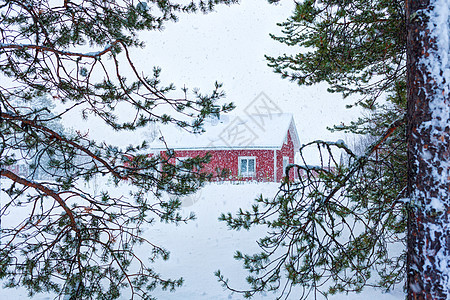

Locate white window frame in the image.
[238,156,256,177]
[283,156,290,175]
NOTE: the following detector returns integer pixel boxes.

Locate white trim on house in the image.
[273,150,277,182]
[288,119,301,151]
[151,145,283,151]
[283,156,289,177]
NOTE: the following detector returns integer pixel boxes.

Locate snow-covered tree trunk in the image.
[407,0,450,298]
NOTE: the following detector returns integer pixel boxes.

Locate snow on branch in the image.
[1,111,127,180]
[0,40,120,58]
[284,116,406,198]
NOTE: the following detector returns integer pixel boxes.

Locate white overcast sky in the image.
[56,1,361,164]
[133,1,360,146]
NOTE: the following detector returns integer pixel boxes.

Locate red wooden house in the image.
[151,114,300,182]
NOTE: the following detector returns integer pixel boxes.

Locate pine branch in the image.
[1,111,127,180]
[0,41,120,59]
[284,115,406,229]
[0,169,79,232]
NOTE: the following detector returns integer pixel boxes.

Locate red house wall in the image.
[275,131,296,182]
[171,149,275,181]
[162,130,296,182]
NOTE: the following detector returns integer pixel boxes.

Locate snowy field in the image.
[0,181,405,300]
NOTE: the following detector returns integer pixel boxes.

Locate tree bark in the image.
[407,0,450,299]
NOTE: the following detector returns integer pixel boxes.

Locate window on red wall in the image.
[239,157,255,177]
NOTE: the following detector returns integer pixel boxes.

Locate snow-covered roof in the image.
[150,113,300,151]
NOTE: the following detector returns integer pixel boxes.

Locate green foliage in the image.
[267,0,406,107]
[219,140,407,299]
[218,0,409,298]
[0,0,237,299]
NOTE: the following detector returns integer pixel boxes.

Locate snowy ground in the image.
[0,181,405,300]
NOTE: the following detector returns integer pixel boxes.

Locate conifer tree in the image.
[221,0,450,298]
[406,0,450,298]
[0,1,235,299]
[217,0,411,298]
